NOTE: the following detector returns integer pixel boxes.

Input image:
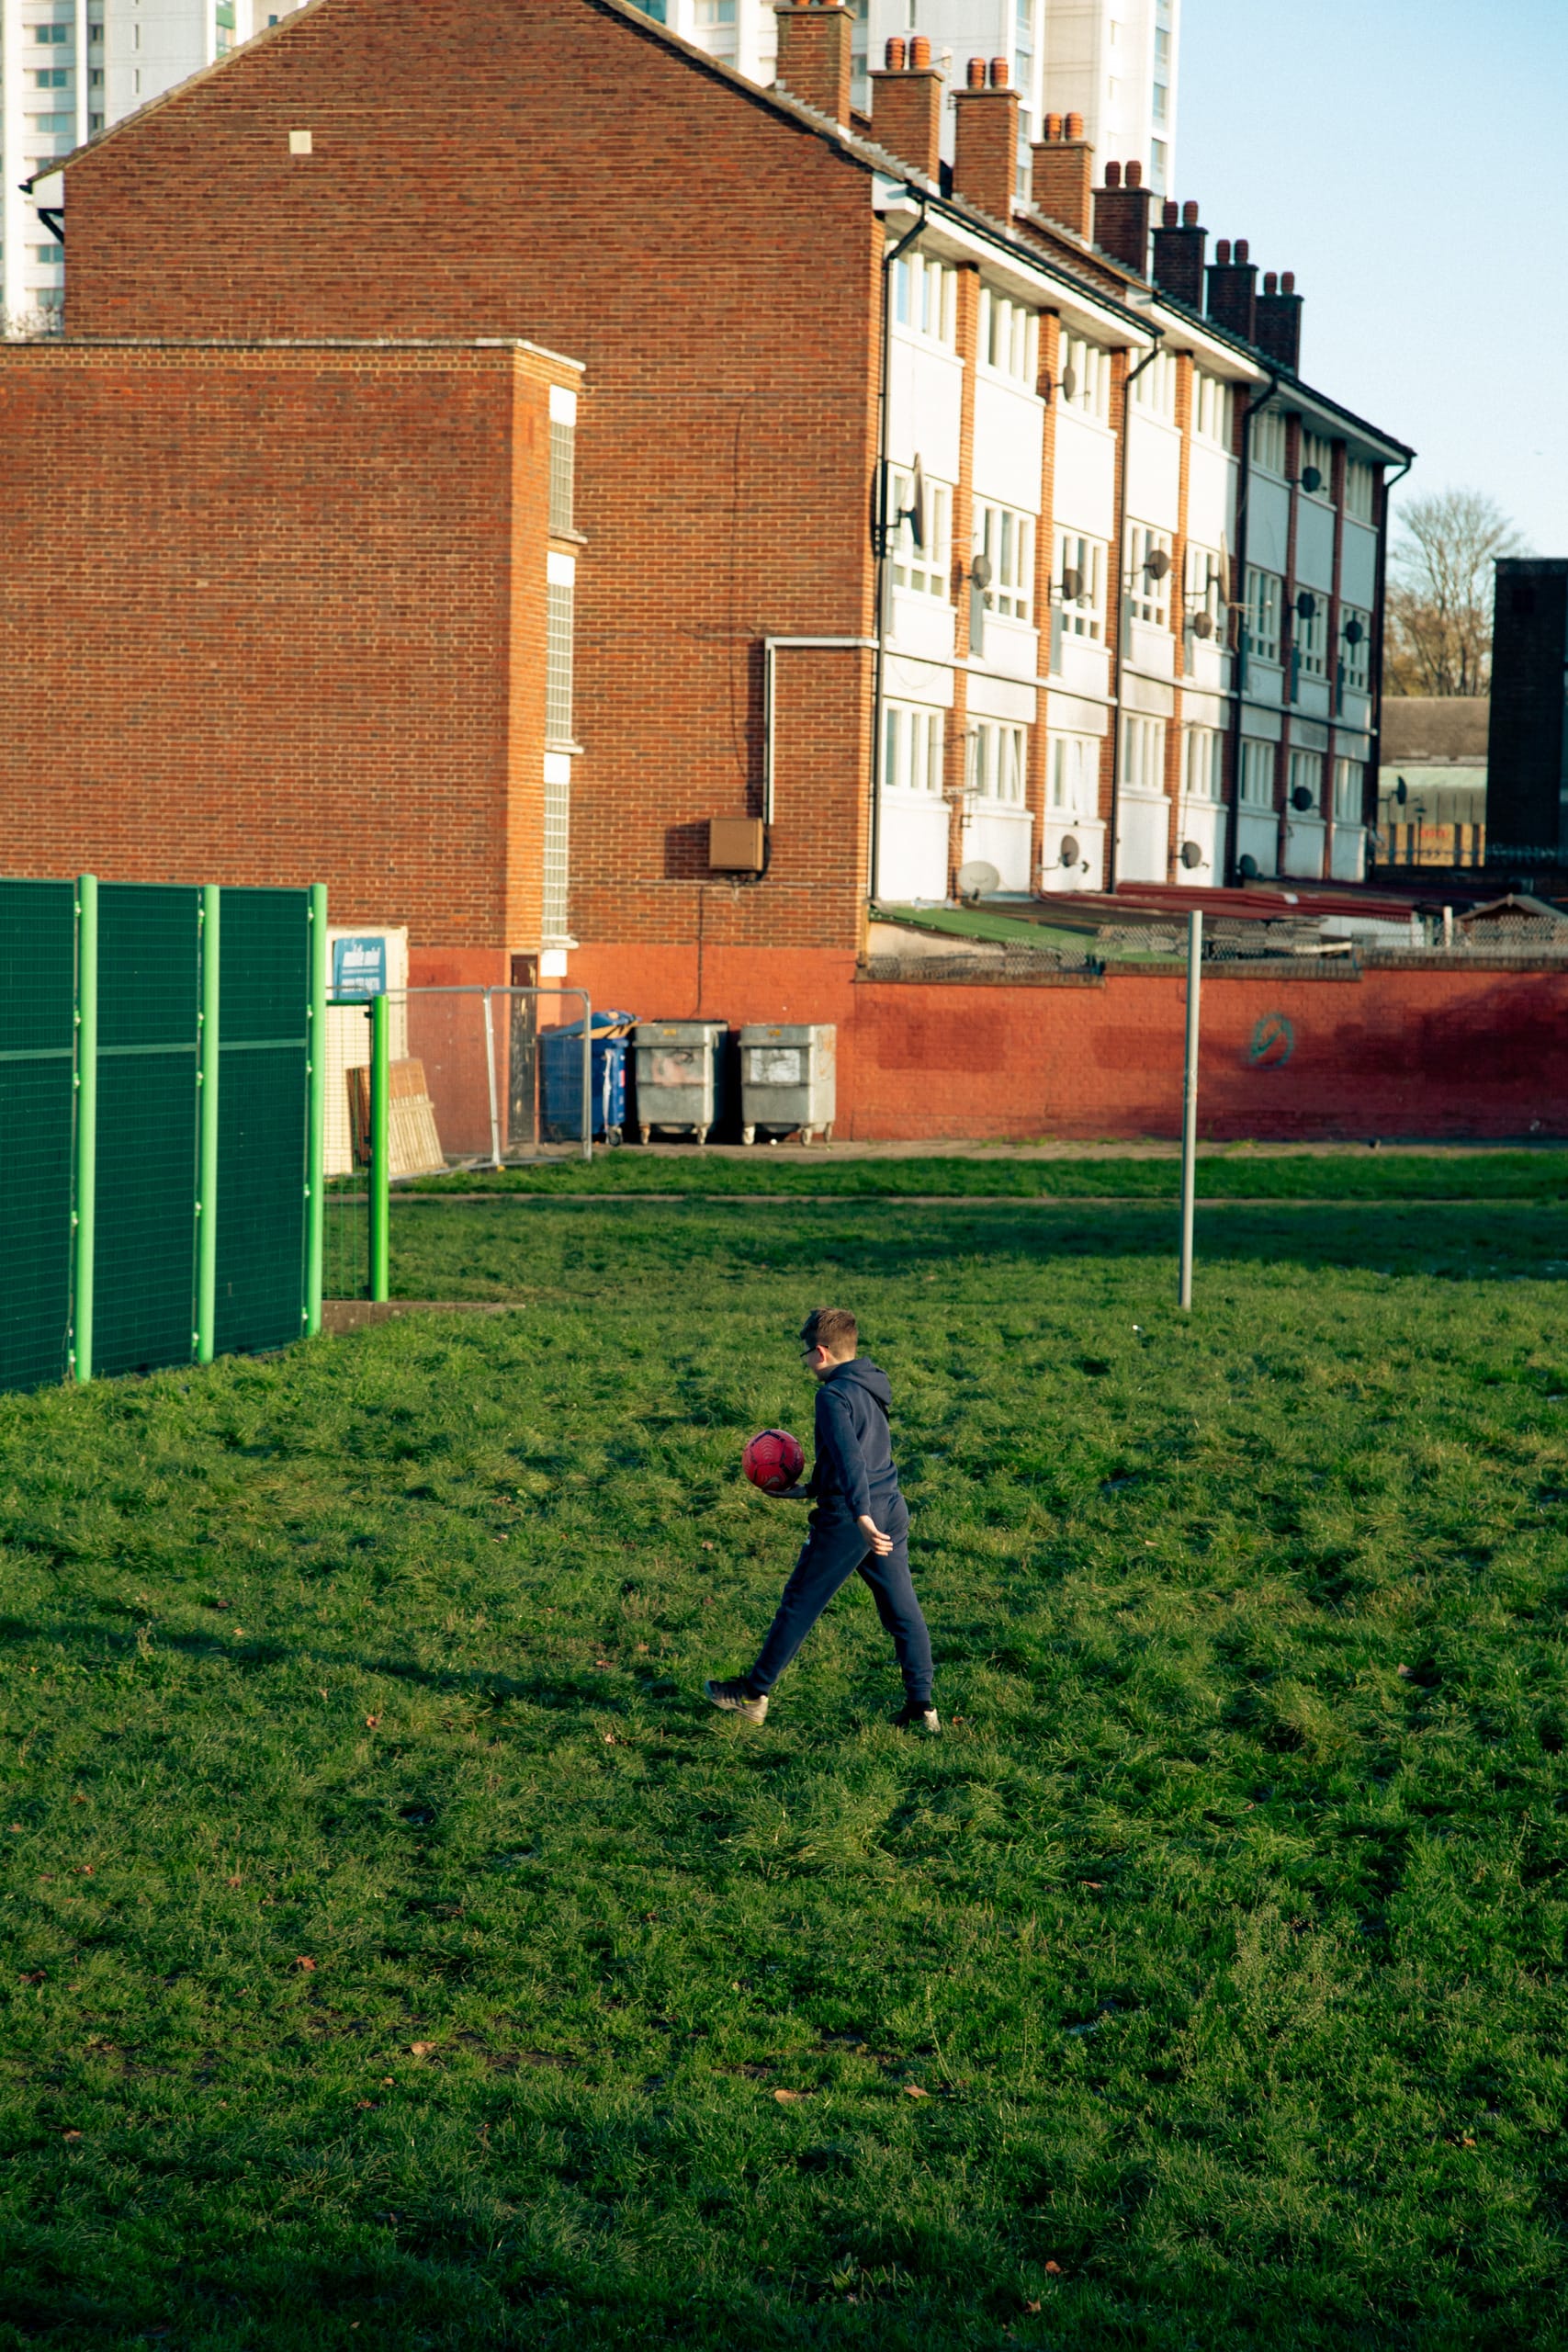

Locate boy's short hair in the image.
[801,1306,858,1358]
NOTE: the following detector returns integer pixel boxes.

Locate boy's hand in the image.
[857,1513,894,1558]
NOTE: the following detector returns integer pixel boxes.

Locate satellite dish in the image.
[1237,853,1260,880]
[1059,835,1080,866]
[1060,366,1078,402]
[1295,590,1317,620]
[908,454,926,552]
[1061,565,1084,602]
[1291,785,1314,812]
[970,551,994,589]
[1344,616,1365,646]
[956,859,1000,902]
[1300,465,1324,493]
[1179,841,1203,868]
[1394,776,1408,805]
[1191,611,1214,639]
[1145,548,1172,581]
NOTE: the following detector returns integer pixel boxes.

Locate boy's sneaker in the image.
[895,1702,941,1735]
[705,1678,768,1724]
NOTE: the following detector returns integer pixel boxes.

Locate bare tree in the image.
[1385,488,1528,696]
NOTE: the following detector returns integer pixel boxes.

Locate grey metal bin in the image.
[633,1020,728,1146]
[739,1023,836,1146]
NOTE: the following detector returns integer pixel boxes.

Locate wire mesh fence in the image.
[0,879,76,1394]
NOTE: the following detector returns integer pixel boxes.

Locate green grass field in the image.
[5,1193,1568,2348]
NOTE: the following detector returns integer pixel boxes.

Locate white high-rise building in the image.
[631,2,1179,193]
[2,0,259,334]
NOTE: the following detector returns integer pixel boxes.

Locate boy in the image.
[705,1307,938,1732]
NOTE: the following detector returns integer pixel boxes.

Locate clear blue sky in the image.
[1179,0,1566,548]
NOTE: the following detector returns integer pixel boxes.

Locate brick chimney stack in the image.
[1031,109,1094,238]
[868,33,943,180]
[952,55,1020,222]
[1206,236,1258,344]
[1254,269,1303,375]
[773,0,854,130]
[1093,159,1153,275]
[1151,198,1207,308]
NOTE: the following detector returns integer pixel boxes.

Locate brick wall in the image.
[0,342,561,947]
[60,0,885,959]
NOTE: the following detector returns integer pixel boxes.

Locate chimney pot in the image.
[965,54,986,87]
[1281,270,1295,294]
[1094,159,1154,274]
[885,34,905,69]
[1065,110,1084,139]
[1125,160,1143,187]
[1152,196,1208,305]
[1216,237,1231,264]
[1163,199,1179,225]
[1235,237,1249,263]
[1264,270,1278,295]
[773,0,854,127]
[989,56,1009,87]
[1105,160,1122,187]
[1043,110,1063,140]
[871,32,942,175]
[1182,200,1199,226]
[909,32,931,67]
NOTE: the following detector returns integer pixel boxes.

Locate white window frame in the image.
[890,247,958,349]
[1192,369,1233,447]
[1293,595,1326,680]
[1055,531,1106,640]
[978,288,1040,389]
[1131,347,1178,420]
[1245,567,1281,664]
[1345,459,1377,524]
[1240,739,1276,808]
[1125,523,1174,627]
[1059,330,1111,424]
[882,701,946,797]
[974,501,1035,624]
[1250,409,1288,477]
[1288,749,1323,813]
[1184,543,1224,637]
[1339,605,1371,694]
[1049,731,1100,813]
[967,719,1029,807]
[1181,727,1224,803]
[1301,429,1335,498]
[889,470,953,600]
[1333,757,1365,824]
[1119,714,1167,797]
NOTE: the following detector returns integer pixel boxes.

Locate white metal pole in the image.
[482,988,502,1169]
[581,995,592,1164]
[1179,909,1202,1311]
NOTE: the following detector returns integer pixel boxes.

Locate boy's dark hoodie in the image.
[809,1357,899,1521]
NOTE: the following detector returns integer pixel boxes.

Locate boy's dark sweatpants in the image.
[747,1497,933,1706]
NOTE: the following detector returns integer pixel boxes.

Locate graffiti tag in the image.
[1247,1012,1295,1070]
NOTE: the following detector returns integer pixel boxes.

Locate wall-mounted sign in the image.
[333,935,387,998]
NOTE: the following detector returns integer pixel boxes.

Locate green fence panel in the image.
[93,884,202,1380]
[215,888,310,1358]
[0,881,77,1394]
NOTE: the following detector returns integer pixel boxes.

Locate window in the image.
[1239,739,1276,807]
[542,754,570,940]
[32,244,64,268]
[694,0,738,60]
[28,114,75,131]
[889,469,952,600]
[978,288,1039,387]
[1119,715,1167,797]
[1244,567,1281,663]
[34,68,70,88]
[1339,605,1371,694]
[1059,330,1111,423]
[882,703,945,796]
[1185,543,1224,638]
[546,555,575,744]
[1153,84,1168,123]
[974,502,1035,623]
[90,66,103,85]
[1345,458,1377,523]
[1182,727,1224,803]
[1055,531,1106,640]
[1050,732,1100,811]
[890,247,957,347]
[90,111,104,130]
[1334,758,1365,823]
[548,384,577,537]
[1131,347,1178,418]
[1155,27,1170,69]
[626,0,667,18]
[968,721,1028,806]
[1015,0,1036,60]
[1192,369,1232,445]
[89,17,104,38]
[1288,750,1322,812]
[34,21,69,40]
[1300,429,1335,495]
[1250,408,1288,475]
[1125,523,1173,626]
[1150,140,1167,186]
[1292,593,1325,680]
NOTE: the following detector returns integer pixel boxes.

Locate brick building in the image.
[1,0,1433,1136]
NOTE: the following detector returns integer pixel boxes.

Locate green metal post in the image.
[304,883,328,1335]
[196,884,220,1363]
[369,989,389,1304]
[73,874,98,1385]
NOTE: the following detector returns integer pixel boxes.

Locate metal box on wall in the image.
[633,1020,728,1145]
[739,1023,835,1145]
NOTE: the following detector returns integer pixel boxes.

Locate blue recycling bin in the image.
[541,1012,636,1145]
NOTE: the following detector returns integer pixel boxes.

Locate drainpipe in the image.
[1107,323,1165,891]
[1367,451,1414,867]
[870,196,929,909]
[1223,366,1280,884]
